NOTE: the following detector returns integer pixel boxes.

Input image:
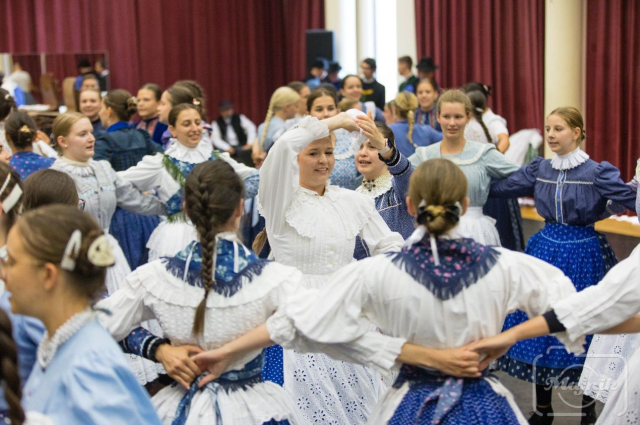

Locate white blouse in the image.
[117,140,258,204]
[258,116,403,288]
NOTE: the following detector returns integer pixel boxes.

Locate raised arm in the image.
[489,157,542,198]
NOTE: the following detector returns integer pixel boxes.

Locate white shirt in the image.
[9,70,32,92]
[211,114,257,151]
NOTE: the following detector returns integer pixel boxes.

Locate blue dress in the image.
[355,149,415,259]
[0,284,44,415]
[23,318,162,425]
[9,151,55,180]
[95,121,162,269]
[257,117,286,153]
[490,153,637,384]
[329,129,360,190]
[390,120,442,158]
[91,118,106,137]
[358,101,386,123]
[133,116,168,146]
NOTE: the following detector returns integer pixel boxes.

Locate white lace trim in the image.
[285,186,377,239]
[356,172,393,198]
[135,261,299,308]
[550,148,589,171]
[37,309,95,368]
[292,116,330,140]
[165,139,212,163]
[55,157,96,177]
[445,142,489,166]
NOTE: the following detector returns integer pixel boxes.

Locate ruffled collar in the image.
[54,157,95,177]
[386,234,500,301]
[37,308,95,368]
[165,139,213,163]
[357,172,393,198]
[550,148,589,171]
[297,182,340,202]
[161,232,269,296]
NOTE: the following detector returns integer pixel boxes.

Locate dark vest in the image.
[216,114,248,146]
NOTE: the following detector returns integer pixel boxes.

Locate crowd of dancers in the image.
[0,75,639,425]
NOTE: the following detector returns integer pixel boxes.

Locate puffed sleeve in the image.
[593,161,637,211]
[216,152,259,198]
[483,144,520,178]
[490,157,543,198]
[497,248,583,353]
[552,243,640,343]
[259,117,329,237]
[59,351,162,425]
[210,122,232,151]
[96,270,156,342]
[266,260,406,374]
[93,134,114,163]
[384,148,413,212]
[116,153,169,194]
[360,208,404,255]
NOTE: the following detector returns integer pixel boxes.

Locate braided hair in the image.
[394,92,419,148]
[184,161,245,335]
[465,90,492,144]
[0,309,26,425]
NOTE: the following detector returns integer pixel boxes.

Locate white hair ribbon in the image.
[60,230,83,271]
[0,174,23,214]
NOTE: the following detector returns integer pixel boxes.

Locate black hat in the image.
[327,61,342,74]
[311,58,328,70]
[77,58,91,68]
[362,58,377,71]
[218,100,233,110]
[416,57,438,73]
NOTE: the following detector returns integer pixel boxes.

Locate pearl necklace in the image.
[37,308,95,369]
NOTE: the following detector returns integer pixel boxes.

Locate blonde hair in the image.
[394,92,419,148]
[260,87,300,150]
[408,158,467,236]
[52,112,86,154]
[338,98,359,112]
[436,89,473,115]
[548,107,586,142]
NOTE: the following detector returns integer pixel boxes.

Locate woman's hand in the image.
[356,112,385,150]
[192,346,236,387]
[155,343,204,389]
[470,332,518,371]
[35,130,52,146]
[324,112,360,133]
[398,342,481,378]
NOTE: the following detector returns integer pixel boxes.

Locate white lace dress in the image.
[51,157,167,386]
[258,116,404,423]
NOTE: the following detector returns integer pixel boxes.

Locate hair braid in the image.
[260,108,274,151]
[0,310,26,425]
[407,109,416,148]
[184,161,245,336]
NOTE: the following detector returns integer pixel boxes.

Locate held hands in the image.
[469,331,518,372]
[428,343,482,378]
[192,346,236,388]
[155,343,204,389]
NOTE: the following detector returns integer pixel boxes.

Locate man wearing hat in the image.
[360,58,386,110]
[323,61,342,91]
[417,56,439,88]
[305,58,328,90]
[211,100,257,165]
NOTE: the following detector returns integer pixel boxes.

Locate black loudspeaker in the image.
[305,30,335,77]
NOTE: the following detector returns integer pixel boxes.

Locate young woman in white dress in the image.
[251,112,404,423]
[194,158,581,424]
[116,104,258,261]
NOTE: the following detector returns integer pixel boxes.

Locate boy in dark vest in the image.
[212,100,257,166]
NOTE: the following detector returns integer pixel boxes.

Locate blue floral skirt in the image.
[498,223,617,385]
[109,207,159,270]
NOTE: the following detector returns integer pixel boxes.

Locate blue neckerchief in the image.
[161,240,269,296]
[394,364,491,424]
[106,121,129,133]
[168,153,217,179]
[171,353,264,425]
[386,238,500,301]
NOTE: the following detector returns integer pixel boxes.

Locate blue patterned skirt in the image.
[498,223,617,385]
[388,366,520,425]
[109,207,160,270]
[262,345,284,386]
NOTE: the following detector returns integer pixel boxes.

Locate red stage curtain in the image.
[585,0,640,181]
[0,0,324,123]
[414,0,544,134]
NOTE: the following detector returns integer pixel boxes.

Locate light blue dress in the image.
[257,117,287,152]
[390,120,442,157]
[0,282,44,414]
[329,129,360,190]
[22,319,162,425]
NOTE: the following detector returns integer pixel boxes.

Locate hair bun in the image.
[425,205,446,221]
[127,97,138,106]
[19,124,33,134]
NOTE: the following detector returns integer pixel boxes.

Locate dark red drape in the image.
[0,0,324,123]
[414,0,544,134]
[585,0,640,181]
